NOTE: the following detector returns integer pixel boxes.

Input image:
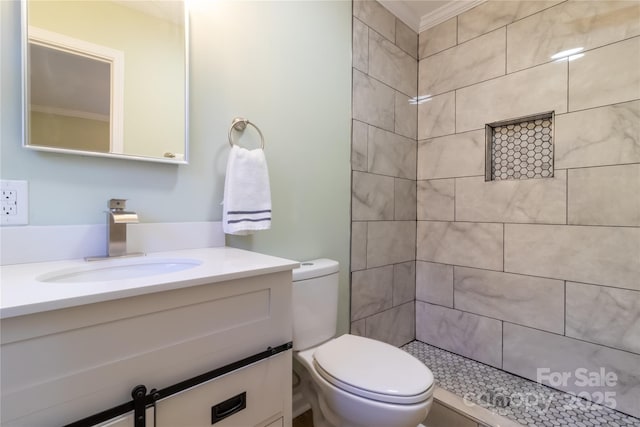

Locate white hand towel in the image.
[222,145,272,235]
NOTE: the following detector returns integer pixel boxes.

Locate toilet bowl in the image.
[292,260,434,427]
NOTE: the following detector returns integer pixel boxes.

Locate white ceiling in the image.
[379,0,485,33]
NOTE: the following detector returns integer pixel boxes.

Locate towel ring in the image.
[228,117,265,149]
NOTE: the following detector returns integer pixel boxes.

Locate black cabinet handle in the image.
[211,392,246,424]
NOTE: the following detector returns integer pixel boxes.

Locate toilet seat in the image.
[312,335,434,405]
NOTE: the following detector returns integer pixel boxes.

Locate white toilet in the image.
[292,259,434,427]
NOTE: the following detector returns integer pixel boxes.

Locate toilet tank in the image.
[292,259,339,351]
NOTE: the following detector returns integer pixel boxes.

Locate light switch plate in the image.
[1,180,29,225]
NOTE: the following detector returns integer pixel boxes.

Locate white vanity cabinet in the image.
[0,251,295,427]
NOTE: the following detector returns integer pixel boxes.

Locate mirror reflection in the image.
[24,0,188,163]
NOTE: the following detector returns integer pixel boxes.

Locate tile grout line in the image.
[565,169,569,225]
[446,0,567,50]
[500,320,504,369]
[566,56,570,115]
[411,257,640,294]
[415,98,640,140]
[415,218,640,229]
[350,0,356,331]
[504,16,508,76]
[455,15,458,46]
[563,280,567,336]
[454,89,457,135]
[419,34,640,101]
[502,223,505,272]
[413,301,640,357]
[453,177,457,222]
[452,266,455,309]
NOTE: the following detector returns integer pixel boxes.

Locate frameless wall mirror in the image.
[22,0,189,164]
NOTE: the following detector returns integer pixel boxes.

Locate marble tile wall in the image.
[418,28,506,97]
[415,261,453,308]
[415,0,640,418]
[565,282,640,355]
[457,1,563,44]
[417,221,503,271]
[417,91,455,140]
[504,224,640,291]
[417,130,485,179]
[453,267,565,334]
[506,1,640,73]
[416,179,454,221]
[503,323,640,418]
[365,301,415,347]
[568,36,640,111]
[567,164,640,227]
[455,173,566,224]
[416,301,502,368]
[554,100,640,169]
[455,60,567,132]
[351,1,417,348]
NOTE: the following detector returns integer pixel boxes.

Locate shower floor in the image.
[402,341,640,427]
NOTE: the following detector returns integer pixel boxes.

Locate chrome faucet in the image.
[107,199,140,257]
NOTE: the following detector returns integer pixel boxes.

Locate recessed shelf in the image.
[485,112,554,181]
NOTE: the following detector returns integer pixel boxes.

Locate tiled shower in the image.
[350,0,418,346]
[350,0,640,419]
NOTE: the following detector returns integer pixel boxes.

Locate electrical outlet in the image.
[2,204,17,215]
[3,189,17,203]
[1,180,28,225]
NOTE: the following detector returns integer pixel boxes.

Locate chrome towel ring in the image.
[228,117,265,149]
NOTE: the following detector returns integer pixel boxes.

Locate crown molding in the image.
[378,0,421,33]
[419,0,486,33]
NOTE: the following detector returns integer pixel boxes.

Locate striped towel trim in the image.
[226,209,271,225]
[228,217,271,224]
[227,209,271,215]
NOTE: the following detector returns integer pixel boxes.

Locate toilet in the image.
[292,259,434,427]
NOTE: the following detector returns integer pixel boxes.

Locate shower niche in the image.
[485,112,554,181]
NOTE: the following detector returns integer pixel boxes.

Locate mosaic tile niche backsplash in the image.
[487,113,553,181]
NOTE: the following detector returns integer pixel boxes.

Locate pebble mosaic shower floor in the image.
[402,341,640,427]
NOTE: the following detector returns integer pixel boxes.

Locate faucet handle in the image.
[109,199,128,211]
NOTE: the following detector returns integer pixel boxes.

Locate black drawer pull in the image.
[211,391,246,424]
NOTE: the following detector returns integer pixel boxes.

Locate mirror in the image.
[22,0,188,164]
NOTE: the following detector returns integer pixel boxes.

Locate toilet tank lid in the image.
[292,259,339,281]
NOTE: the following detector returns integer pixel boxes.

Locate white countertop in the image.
[0,247,298,319]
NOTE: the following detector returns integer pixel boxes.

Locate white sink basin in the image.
[37,258,202,283]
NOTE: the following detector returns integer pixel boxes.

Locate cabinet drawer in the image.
[155,351,290,427]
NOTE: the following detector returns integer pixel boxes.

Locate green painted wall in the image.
[0,1,352,333]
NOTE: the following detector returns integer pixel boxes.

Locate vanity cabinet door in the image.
[154,351,290,427]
